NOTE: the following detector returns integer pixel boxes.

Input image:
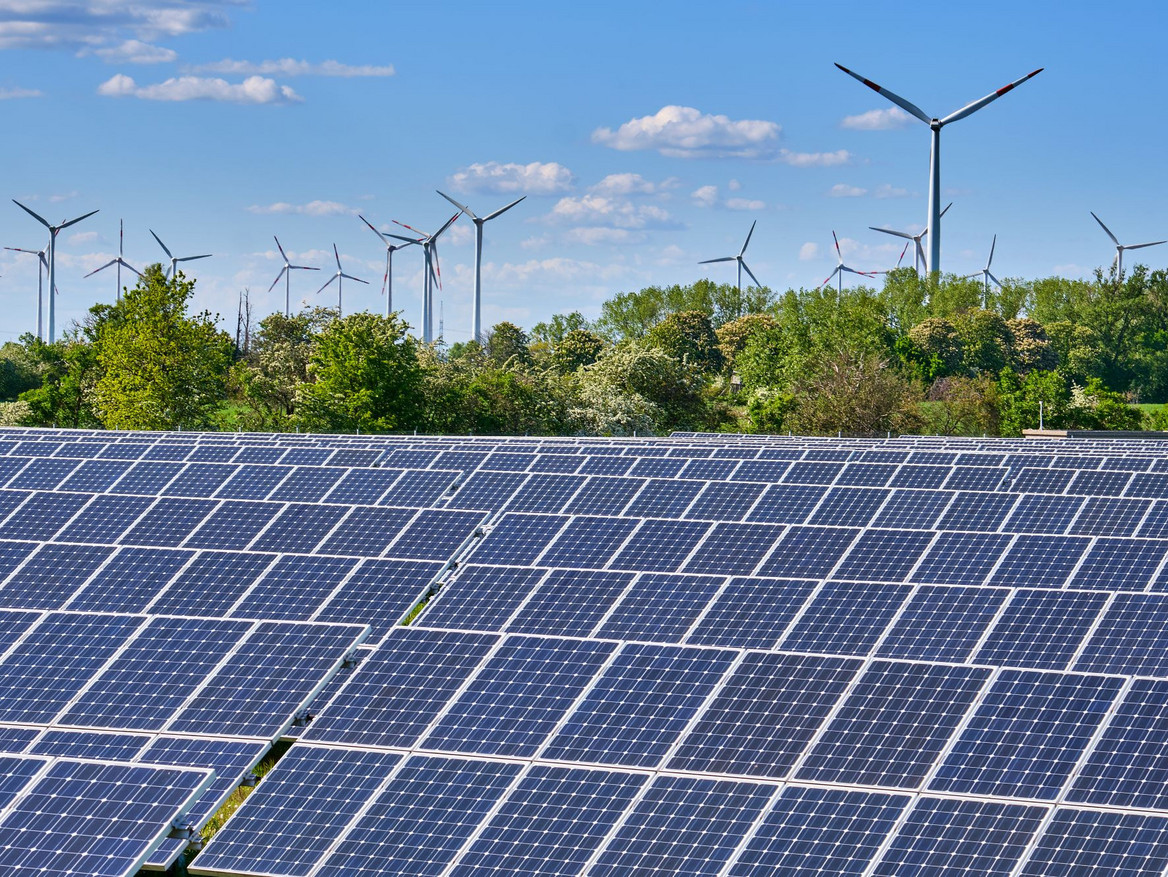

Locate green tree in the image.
[486,321,531,366]
[575,342,706,432]
[550,329,606,374]
[17,329,104,428]
[296,312,423,433]
[0,342,40,402]
[716,313,778,376]
[530,311,593,345]
[596,280,777,340]
[1006,318,1057,374]
[232,307,336,427]
[908,318,964,376]
[91,266,233,430]
[645,310,724,373]
[953,309,1012,374]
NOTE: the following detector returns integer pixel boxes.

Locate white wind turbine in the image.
[315,244,368,316]
[835,63,1042,275]
[699,220,762,293]
[869,202,952,274]
[12,200,99,343]
[150,230,211,279]
[4,244,49,340]
[436,191,526,344]
[821,231,875,294]
[85,220,141,303]
[359,215,419,319]
[391,212,461,344]
[1091,212,1166,278]
[965,235,1003,306]
[268,236,319,317]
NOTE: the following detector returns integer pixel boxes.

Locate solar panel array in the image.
[8,426,1168,874]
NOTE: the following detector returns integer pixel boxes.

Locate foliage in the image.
[953,309,1013,375]
[746,387,796,433]
[550,329,606,374]
[785,348,923,437]
[486,321,531,366]
[716,313,778,375]
[645,310,724,373]
[922,376,1001,436]
[575,342,706,433]
[16,330,104,428]
[908,318,963,377]
[0,342,40,402]
[596,279,776,340]
[530,311,593,345]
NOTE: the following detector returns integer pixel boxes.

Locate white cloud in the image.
[799,242,820,261]
[448,161,574,195]
[68,230,99,244]
[778,149,852,167]
[98,74,302,104]
[0,86,42,99]
[692,185,763,210]
[728,178,742,191]
[691,185,718,208]
[725,198,765,211]
[828,183,867,198]
[841,107,913,130]
[247,201,356,217]
[520,235,550,250]
[588,173,678,196]
[488,257,629,285]
[48,191,79,203]
[873,183,909,199]
[547,194,674,229]
[0,1,237,51]
[564,227,646,246]
[91,39,176,64]
[190,58,395,77]
[592,105,781,159]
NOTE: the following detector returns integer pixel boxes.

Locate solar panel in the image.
[181,499,281,549]
[64,546,193,613]
[538,515,640,569]
[119,497,216,547]
[756,526,859,578]
[779,581,912,656]
[53,494,153,544]
[159,462,238,497]
[596,572,725,642]
[607,519,711,572]
[471,513,568,566]
[148,550,276,616]
[249,502,349,553]
[0,491,90,540]
[505,569,636,638]
[875,585,1010,662]
[973,588,1108,670]
[57,458,132,492]
[1018,809,1168,877]
[0,543,115,609]
[387,508,485,560]
[988,534,1091,588]
[28,729,150,760]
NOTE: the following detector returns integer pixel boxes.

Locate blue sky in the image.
[1,0,1166,344]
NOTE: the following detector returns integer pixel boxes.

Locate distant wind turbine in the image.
[699,220,762,294]
[4,244,49,340]
[150,230,211,279]
[869,202,952,274]
[12,200,99,343]
[1091,212,1166,278]
[965,235,1003,306]
[391,212,461,344]
[268,236,319,317]
[835,62,1042,275]
[85,220,140,303]
[821,231,874,294]
[359,215,419,319]
[315,244,368,316]
[436,191,526,344]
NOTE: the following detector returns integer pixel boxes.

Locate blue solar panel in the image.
[159,462,238,497]
[28,729,151,759]
[0,541,36,583]
[1069,496,1149,537]
[57,458,132,492]
[503,473,584,513]
[53,494,153,544]
[5,456,78,489]
[181,499,282,549]
[988,534,1092,588]
[265,466,346,503]
[213,463,291,499]
[379,469,459,507]
[505,569,636,638]
[148,550,276,616]
[539,515,640,569]
[943,465,1008,491]
[1010,466,1076,493]
[0,543,115,609]
[109,460,184,494]
[938,491,1019,531]
[876,585,1010,662]
[681,458,740,480]
[447,470,527,511]
[65,546,193,613]
[324,468,402,504]
[785,461,843,484]
[685,481,767,522]
[230,555,360,620]
[387,509,485,560]
[732,460,792,482]
[1075,537,1168,590]
[836,462,897,487]
[249,502,349,553]
[607,519,710,572]
[541,642,737,767]
[888,464,950,489]
[910,531,1012,585]
[973,588,1106,670]
[628,457,687,478]
[780,581,912,656]
[1068,468,1132,496]
[756,526,859,578]
[234,445,287,464]
[683,576,813,649]
[1003,493,1084,534]
[118,496,216,546]
[419,565,547,632]
[0,727,37,754]
[563,476,646,516]
[471,513,567,565]
[314,505,415,557]
[597,572,725,642]
[625,479,706,517]
[807,487,887,528]
[679,522,783,577]
[312,558,440,637]
[833,529,934,582]
[0,489,30,523]
[1018,809,1168,877]
[0,491,90,540]
[870,488,952,529]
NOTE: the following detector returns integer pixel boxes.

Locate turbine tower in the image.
[359,215,419,319]
[268,236,319,317]
[85,220,141,303]
[315,244,367,316]
[392,212,461,344]
[12,200,99,343]
[150,230,211,279]
[1090,212,1166,278]
[870,203,952,274]
[965,235,1003,306]
[699,220,762,294]
[835,63,1042,275]
[436,191,526,344]
[821,231,874,294]
[4,244,49,340]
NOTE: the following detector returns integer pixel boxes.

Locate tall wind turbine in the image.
[359,215,419,319]
[965,235,1003,306]
[869,202,952,274]
[12,200,99,343]
[436,191,526,344]
[835,63,1042,275]
[84,220,140,303]
[315,244,368,316]
[5,244,49,340]
[699,220,762,294]
[392,212,461,344]
[1090,212,1166,278]
[268,236,319,317]
[821,231,874,294]
[150,230,211,279]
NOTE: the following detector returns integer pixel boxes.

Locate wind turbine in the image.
[12,200,99,343]
[870,202,952,274]
[150,230,211,279]
[965,235,1003,306]
[821,231,874,294]
[835,63,1042,275]
[1090,212,1166,278]
[4,244,49,340]
[268,236,319,317]
[436,191,526,344]
[391,212,461,344]
[699,220,762,294]
[315,244,368,316]
[359,215,419,319]
[84,220,141,303]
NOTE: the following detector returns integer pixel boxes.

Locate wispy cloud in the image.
[98,74,302,104]
[592,105,781,159]
[691,185,718,208]
[0,86,43,99]
[799,242,820,261]
[0,1,238,51]
[247,201,356,216]
[841,107,912,130]
[547,194,675,229]
[448,161,574,195]
[691,184,765,210]
[778,149,851,167]
[88,39,176,64]
[189,58,395,77]
[588,173,678,196]
[828,183,867,198]
[725,197,765,211]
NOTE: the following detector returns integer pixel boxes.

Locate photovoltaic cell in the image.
[324,468,402,505]
[1003,493,1084,534]
[387,508,484,560]
[162,463,238,498]
[832,529,934,582]
[938,491,1019,531]
[249,502,349,553]
[5,457,78,490]
[230,555,359,620]
[988,534,1092,588]
[539,516,640,569]
[471,513,567,566]
[108,460,183,494]
[419,565,547,632]
[607,519,710,572]
[1018,809,1168,877]
[267,466,345,502]
[756,526,859,578]
[0,543,115,609]
[974,588,1109,671]
[563,476,646,516]
[871,488,952,529]
[27,730,149,760]
[1070,496,1150,537]
[597,572,725,642]
[378,469,458,507]
[506,569,635,638]
[504,474,584,513]
[1075,593,1168,676]
[182,500,282,550]
[685,481,766,522]
[119,497,217,547]
[624,479,705,518]
[876,585,1010,662]
[148,550,276,617]
[0,491,90,540]
[65,546,193,613]
[779,581,912,657]
[56,459,131,492]
[316,506,417,557]
[53,494,153,544]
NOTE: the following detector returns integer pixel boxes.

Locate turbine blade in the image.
[4,247,38,254]
[84,259,118,278]
[897,242,909,267]
[869,226,914,241]
[341,273,369,285]
[1125,240,1168,250]
[386,233,422,245]
[333,243,341,270]
[274,235,289,262]
[483,195,526,222]
[316,274,337,295]
[393,219,430,239]
[178,254,212,262]
[741,260,762,288]
[437,190,476,220]
[58,208,99,230]
[150,230,173,259]
[916,240,927,266]
[964,272,982,280]
[433,211,462,240]
[290,265,320,271]
[698,257,736,264]
[1091,212,1120,245]
[268,266,288,292]
[123,261,141,277]
[988,271,1003,288]
[832,230,843,263]
[940,201,953,218]
[988,234,997,268]
[359,214,389,245]
[12,200,50,229]
[739,220,757,256]
[939,68,1043,126]
[821,266,841,286]
[833,62,932,124]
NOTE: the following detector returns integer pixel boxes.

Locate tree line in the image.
[1,263,1166,436]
